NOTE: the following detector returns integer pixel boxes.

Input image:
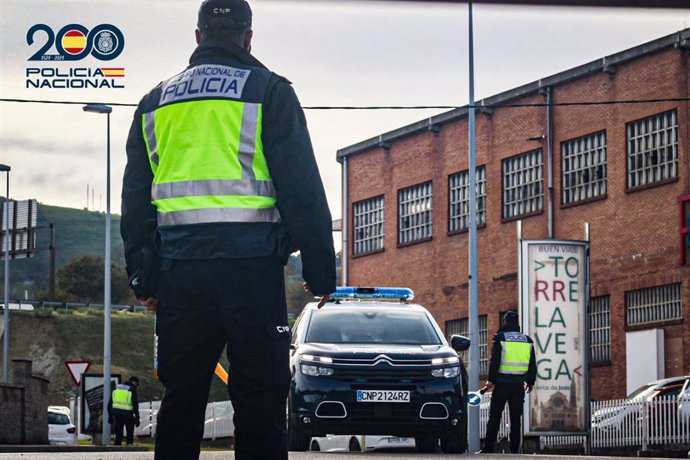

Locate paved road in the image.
[0,452,676,460]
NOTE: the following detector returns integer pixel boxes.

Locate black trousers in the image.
[113,412,135,446]
[484,382,525,453]
[154,257,290,460]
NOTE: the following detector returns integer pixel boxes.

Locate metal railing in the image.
[541,397,690,450]
[135,396,690,449]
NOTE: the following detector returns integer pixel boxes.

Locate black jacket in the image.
[121,39,336,295]
[487,325,537,386]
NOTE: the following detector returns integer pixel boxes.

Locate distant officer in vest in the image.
[107,376,140,446]
[479,311,537,454]
[120,0,336,459]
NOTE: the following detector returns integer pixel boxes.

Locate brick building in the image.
[336,29,690,400]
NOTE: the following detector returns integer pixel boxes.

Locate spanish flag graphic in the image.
[101,68,125,78]
[62,30,87,55]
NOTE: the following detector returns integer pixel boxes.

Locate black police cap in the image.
[198,0,252,30]
[503,311,520,326]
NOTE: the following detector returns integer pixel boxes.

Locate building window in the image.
[502,149,543,220]
[446,315,488,376]
[398,181,433,245]
[626,283,682,326]
[590,295,610,364]
[627,110,678,189]
[562,131,607,205]
[449,166,486,233]
[353,195,384,255]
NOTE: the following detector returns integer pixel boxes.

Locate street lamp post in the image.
[1,164,10,383]
[467,1,481,453]
[82,104,113,445]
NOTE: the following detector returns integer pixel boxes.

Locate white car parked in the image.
[309,434,415,452]
[48,406,77,445]
[591,376,690,433]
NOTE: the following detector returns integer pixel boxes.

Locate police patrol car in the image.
[287,287,470,453]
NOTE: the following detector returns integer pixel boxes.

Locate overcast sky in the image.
[1,0,688,230]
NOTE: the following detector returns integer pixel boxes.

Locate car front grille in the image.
[345,402,421,422]
[335,367,430,382]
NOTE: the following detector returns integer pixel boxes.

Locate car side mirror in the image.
[450,335,470,352]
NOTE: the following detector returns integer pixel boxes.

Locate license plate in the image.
[356,390,410,403]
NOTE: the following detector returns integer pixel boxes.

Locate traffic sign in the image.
[467,391,483,406]
[64,360,91,386]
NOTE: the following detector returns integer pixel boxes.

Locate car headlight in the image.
[431,366,460,378]
[299,354,334,376]
[300,364,334,377]
[300,354,333,364]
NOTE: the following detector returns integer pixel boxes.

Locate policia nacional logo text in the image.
[25,23,125,89]
[161,65,250,104]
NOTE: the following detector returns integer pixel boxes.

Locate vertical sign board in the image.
[520,240,589,435]
[81,373,121,434]
[1,199,38,259]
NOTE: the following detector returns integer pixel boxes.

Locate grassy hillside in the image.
[2,203,125,299]
[0,308,231,405]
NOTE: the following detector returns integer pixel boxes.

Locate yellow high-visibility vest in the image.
[498,332,531,375]
[112,384,134,411]
[142,63,279,227]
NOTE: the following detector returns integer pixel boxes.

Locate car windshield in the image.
[626,383,656,400]
[48,412,70,425]
[305,308,441,345]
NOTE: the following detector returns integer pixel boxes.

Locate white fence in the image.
[540,397,690,450]
[135,400,234,440]
[135,396,690,450]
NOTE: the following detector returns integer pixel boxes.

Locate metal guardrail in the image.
[1,299,145,312]
[134,396,690,449]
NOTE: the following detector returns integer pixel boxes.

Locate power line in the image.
[0,97,688,110]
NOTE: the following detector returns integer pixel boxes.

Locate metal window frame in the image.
[625,283,682,326]
[446,315,488,376]
[448,165,487,233]
[561,130,608,206]
[501,149,544,220]
[626,109,678,190]
[397,181,433,245]
[352,195,385,256]
[589,295,611,364]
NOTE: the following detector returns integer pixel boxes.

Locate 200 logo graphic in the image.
[27,24,124,61]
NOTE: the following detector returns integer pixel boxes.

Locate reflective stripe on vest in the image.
[142,65,278,227]
[112,384,133,411]
[498,332,531,375]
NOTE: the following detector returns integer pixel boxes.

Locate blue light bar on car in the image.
[331,286,414,301]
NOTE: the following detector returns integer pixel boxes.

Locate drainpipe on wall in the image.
[545,86,555,239]
[341,157,348,286]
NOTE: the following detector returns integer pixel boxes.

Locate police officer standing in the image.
[107,376,140,446]
[479,311,537,454]
[120,0,336,459]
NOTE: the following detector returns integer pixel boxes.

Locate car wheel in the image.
[310,439,321,452]
[287,416,311,452]
[415,436,439,453]
[348,437,361,452]
[441,414,468,453]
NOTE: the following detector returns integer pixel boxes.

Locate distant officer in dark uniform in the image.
[120,0,336,459]
[107,376,140,446]
[480,311,537,454]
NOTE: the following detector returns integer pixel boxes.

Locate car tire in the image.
[348,437,361,452]
[415,435,439,453]
[441,414,468,453]
[309,439,321,452]
[287,416,310,452]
